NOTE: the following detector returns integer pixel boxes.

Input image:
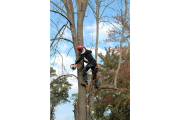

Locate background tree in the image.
[92,2,130,118]
[93,45,130,120]
[86,0,130,118]
[50,67,57,77]
[87,0,117,61]
[86,1,120,118]
[50,67,72,120]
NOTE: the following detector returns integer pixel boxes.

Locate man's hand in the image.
[71,64,77,66]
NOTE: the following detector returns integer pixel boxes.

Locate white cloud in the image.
[50,53,74,74]
[87,47,106,56]
[68,70,78,94]
[50,53,78,93]
[62,28,71,39]
[85,21,120,42]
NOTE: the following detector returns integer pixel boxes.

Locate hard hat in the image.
[77,45,83,51]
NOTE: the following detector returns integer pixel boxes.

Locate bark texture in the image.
[62,0,88,119]
[73,100,79,120]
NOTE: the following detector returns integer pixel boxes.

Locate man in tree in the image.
[73,45,99,88]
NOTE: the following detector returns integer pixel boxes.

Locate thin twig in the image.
[100,20,119,30]
[56,74,78,80]
[66,47,73,57]
[87,1,96,17]
[50,10,71,24]
[94,84,118,93]
[50,25,65,48]
[99,0,115,19]
[50,1,67,15]
[51,38,73,44]
[50,19,58,29]
[51,21,69,51]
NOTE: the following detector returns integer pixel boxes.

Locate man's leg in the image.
[82,68,88,82]
[81,64,93,86]
[92,67,99,88]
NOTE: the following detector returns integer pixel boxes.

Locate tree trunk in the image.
[114,0,127,88]
[95,1,100,61]
[76,1,88,120]
[62,0,88,119]
[89,1,100,119]
[74,100,79,120]
[88,81,95,120]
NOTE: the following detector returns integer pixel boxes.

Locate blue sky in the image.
[50,1,130,119]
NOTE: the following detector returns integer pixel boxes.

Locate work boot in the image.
[81,81,88,87]
[95,84,99,89]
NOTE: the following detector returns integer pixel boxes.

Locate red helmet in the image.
[77,45,83,51]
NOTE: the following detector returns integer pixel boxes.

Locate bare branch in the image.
[50,24,66,48]
[95,84,118,93]
[65,24,70,30]
[51,37,73,44]
[99,0,115,19]
[51,21,69,51]
[60,21,68,37]
[57,74,78,80]
[53,49,69,74]
[50,54,57,66]
[67,47,73,57]
[99,15,114,19]
[56,50,64,75]
[50,10,71,24]
[51,74,78,87]
[50,1,67,15]
[50,19,58,29]
[100,20,119,30]
[87,1,96,17]
[106,6,120,14]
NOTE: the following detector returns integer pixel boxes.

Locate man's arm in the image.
[75,54,85,64]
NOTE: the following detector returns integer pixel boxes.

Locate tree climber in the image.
[73,45,99,88]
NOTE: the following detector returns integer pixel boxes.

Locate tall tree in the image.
[104,0,130,88]
[50,0,89,119]
[87,0,130,119]
[92,1,130,118]
[87,1,118,119]
[88,0,116,61]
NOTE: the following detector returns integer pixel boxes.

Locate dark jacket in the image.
[75,48,96,64]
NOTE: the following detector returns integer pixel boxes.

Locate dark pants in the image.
[82,62,98,85]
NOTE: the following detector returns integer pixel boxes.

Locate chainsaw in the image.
[70,64,77,70]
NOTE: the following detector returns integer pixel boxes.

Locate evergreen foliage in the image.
[93,45,130,120]
[50,67,72,120]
